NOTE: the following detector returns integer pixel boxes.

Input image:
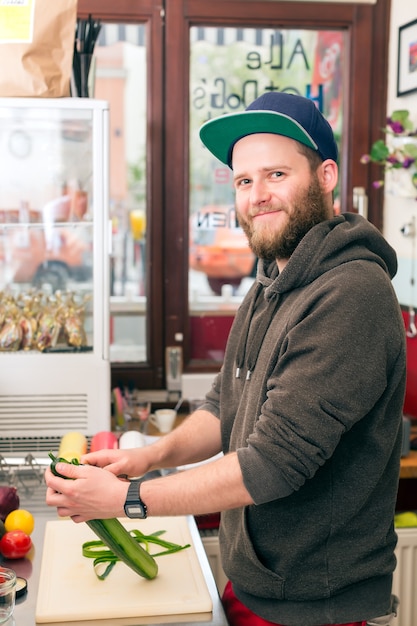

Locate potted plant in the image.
[360,110,417,198]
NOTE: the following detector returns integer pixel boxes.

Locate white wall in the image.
[384,3,417,306]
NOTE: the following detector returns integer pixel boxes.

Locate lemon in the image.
[394,511,417,528]
[4,509,35,535]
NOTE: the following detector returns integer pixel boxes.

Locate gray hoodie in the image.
[203,213,406,626]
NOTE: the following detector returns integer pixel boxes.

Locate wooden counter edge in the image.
[400,450,417,479]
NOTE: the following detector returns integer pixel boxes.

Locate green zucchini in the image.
[48,452,158,580]
[86,518,157,579]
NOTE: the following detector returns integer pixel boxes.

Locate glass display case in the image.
[0,97,110,437]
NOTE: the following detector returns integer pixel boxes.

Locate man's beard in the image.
[238,172,330,261]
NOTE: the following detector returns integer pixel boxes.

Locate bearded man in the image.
[46,92,405,626]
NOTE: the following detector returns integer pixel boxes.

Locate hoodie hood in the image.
[234,212,398,379]
[257,213,397,300]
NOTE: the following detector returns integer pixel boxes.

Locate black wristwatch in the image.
[124,480,148,519]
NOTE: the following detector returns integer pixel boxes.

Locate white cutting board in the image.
[36,516,213,623]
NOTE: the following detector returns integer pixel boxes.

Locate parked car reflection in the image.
[189,204,254,295]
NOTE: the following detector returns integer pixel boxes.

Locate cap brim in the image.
[199,110,318,166]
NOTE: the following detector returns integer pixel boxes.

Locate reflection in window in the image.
[93,24,148,362]
[189,26,344,363]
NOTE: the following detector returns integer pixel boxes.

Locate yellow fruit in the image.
[4,509,35,535]
[58,432,87,461]
[394,511,417,528]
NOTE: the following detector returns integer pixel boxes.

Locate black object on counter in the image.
[16,576,28,599]
[72,15,102,98]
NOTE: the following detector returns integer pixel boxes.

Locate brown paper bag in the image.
[0,0,77,97]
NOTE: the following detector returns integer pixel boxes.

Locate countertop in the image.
[399,450,417,479]
[6,414,415,624]
[5,481,229,626]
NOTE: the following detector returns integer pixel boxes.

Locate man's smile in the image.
[251,208,283,219]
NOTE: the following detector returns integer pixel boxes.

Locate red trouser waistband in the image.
[221,581,367,626]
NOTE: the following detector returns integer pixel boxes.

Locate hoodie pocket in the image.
[220,508,286,600]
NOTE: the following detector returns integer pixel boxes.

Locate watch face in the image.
[125,503,146,518]
[124,481,147,518]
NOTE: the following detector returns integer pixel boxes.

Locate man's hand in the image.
[44,462,128,522]
[81,447,154,479]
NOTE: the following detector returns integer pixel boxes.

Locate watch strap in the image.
[124,480,148,518]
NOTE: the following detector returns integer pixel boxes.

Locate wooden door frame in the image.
[164,0,391,371]
[77,0,391,385]
[78,0,166,389]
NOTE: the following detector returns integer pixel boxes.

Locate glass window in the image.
[74,0,387,388]
[93,23,148,363]
[189,26,345,364]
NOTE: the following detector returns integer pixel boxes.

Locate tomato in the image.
[0,530,32,559]
[4,509,35,535]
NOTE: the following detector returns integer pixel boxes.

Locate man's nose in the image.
[250,179,270,205]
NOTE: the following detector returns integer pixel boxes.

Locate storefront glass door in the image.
[188,26,345,363]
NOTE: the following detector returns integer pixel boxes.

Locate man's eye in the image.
[271,171,283,178]
[237,178,250,186]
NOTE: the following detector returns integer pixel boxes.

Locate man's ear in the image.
[319,159,338,193]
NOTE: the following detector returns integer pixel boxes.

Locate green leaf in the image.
[370,139,389,162]
[402,142,417,159]
[391,110,413,132]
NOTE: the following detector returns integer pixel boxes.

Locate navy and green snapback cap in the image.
[199,92,338,168]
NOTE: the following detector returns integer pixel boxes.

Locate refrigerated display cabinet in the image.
[0,98,110,437]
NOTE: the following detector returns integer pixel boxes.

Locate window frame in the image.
[77,0,391,388]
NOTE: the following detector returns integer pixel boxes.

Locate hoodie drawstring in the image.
[235,284,281,380]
